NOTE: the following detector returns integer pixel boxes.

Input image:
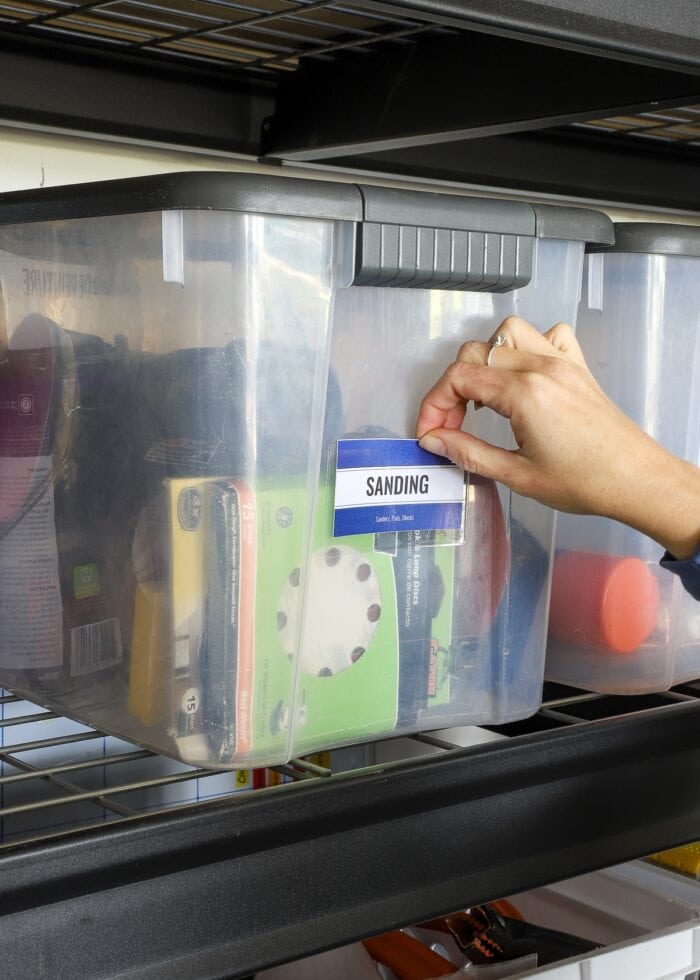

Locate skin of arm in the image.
[416,316,700,560]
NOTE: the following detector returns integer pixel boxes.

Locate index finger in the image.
[415,361,514,439]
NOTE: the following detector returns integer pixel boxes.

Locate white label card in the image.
[333,438,465,538]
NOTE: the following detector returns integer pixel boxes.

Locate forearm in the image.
[603,437,700,560]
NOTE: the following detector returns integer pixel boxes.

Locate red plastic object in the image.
[549,551,660,654]
[452,474,509,636]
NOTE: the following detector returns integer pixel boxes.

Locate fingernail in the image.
[418,434,447,458]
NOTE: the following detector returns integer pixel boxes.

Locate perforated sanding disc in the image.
[277,545,382,677]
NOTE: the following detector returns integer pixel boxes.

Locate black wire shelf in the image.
[1,684,699,977]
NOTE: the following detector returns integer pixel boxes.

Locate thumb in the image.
[419,428,524,488]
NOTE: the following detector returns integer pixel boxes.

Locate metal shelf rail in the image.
[0,685,699,977]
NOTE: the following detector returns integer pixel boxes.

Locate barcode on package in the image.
[70,618,123,676]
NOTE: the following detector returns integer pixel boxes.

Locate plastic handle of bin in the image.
[352,222,533,292]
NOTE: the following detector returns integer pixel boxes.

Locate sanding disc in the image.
[277,545,382,677]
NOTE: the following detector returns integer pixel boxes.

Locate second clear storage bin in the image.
[0,173,612,767]
[546,224,700,694]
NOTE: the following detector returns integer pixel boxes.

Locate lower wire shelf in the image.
[0,684,699,978]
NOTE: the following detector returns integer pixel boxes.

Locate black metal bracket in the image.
[322,128,700,212]
[0,30,275,154]
[346,0,700,74]
[263,28,700,161]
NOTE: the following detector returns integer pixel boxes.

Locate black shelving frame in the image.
[1,693,700,978]
[0,2,699,976]
[0,1,698,208]
[324,129,700,212]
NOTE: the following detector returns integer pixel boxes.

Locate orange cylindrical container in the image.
[549,551,660,654]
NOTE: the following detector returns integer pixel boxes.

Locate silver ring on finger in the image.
[486,334,508,367]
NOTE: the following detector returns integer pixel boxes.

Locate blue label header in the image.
[333,438,465,538]
[337,438,449,471]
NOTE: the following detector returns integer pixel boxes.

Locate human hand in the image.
[416,316,700,559]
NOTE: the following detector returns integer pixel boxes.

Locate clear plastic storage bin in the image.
[546,224,700,694]
[0,173,612,767]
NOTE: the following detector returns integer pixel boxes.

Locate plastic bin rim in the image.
[587,222,700,258]
[0,171,613,244]
[358,188,612,242]
[0,171,364,225]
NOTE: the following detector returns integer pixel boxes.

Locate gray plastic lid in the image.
[0,172,365,225]
[359,186,614,243]
[589,222,700,257]
[0,171,613,244]
[532,204,614,245]
[358,185,535,236]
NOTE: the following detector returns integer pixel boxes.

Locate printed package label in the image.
[333,438,465,538]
